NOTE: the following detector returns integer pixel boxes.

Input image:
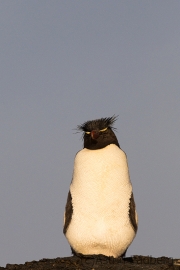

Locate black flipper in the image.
[129,192,138,232]
[63,191,73,234]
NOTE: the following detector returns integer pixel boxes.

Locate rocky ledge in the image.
[2,254,180,270]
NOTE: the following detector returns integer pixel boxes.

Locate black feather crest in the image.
[77,115,118,132]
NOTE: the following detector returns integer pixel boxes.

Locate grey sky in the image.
[0,0,180,267]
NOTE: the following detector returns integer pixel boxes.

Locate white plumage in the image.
[65,144,137,257]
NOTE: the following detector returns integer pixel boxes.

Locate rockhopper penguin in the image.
[63,116,138,258]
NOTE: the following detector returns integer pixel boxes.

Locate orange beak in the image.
[91,130,99,140]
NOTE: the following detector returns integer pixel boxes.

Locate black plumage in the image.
[77,115,120,150]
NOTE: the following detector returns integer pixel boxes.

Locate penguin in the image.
[63,116,138,258]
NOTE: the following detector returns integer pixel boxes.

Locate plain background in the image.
[1,1,180,267]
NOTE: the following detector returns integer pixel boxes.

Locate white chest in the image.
[66,144,135,257]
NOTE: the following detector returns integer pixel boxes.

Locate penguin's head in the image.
[77,115,120,150]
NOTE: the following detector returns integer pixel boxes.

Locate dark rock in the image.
[2,255,180,270]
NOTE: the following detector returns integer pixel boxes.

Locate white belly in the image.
[65,144,136,257]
